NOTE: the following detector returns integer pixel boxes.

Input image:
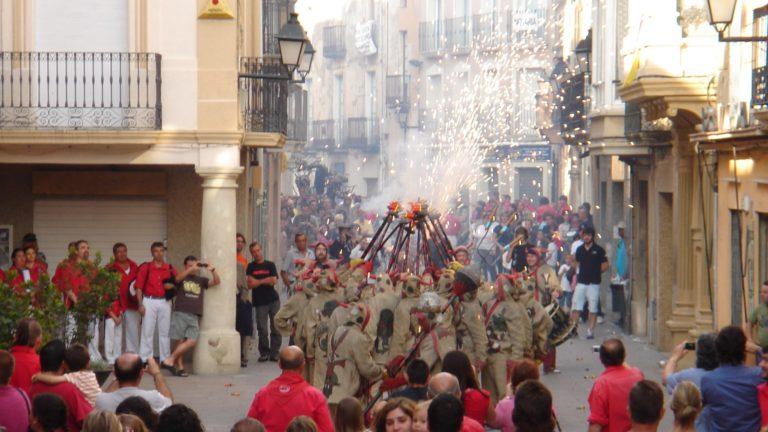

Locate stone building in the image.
[306,0,559,202]
[0,0,309,373]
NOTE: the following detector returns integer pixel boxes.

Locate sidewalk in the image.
[119,322,672,431]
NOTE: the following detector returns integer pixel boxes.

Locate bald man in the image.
[95,353,173,413]
[427,372,484,432]
[247,346,333,432]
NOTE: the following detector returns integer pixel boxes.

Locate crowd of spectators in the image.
[0,317,767,432]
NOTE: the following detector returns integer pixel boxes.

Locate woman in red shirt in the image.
[442,350,495,426]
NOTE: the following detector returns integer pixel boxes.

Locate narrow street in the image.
[147,322,673,431]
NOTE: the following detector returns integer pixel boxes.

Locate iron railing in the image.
[472,13,505,44]
[323,25,346,59]
[444,17,471,53]
[558,72,588,145]
[287,84,307,142]
[0,52,161,129]
[240,56,288,134]
[386,74,410,108]
[311,120,336,148]
[752,66,768,108]
[419,21,444,56]
[345,117,380,150]
[507,9,546,43]
[624,101,642,138]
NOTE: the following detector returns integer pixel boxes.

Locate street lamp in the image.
[277,12,308,75]
[574,30,591,74]
[706,0,737,33]
[297,39,315,82]
[239,12,313,82]
[705,0,768,42]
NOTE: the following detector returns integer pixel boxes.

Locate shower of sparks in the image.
[364,7,554,215]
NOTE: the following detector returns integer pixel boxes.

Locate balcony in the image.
[323,25,346,59]
[0,52,161,130]
[239,56,288,134]
[507,9,546,43]
[472,13,506,47]
[345,117,380,151]
[752,65,768,109]
[444,17,471,54]
[558,72,588,145]
[419,21,444,57]
[624,102,642,138]
[311,120,336,148]
[287,85,307,142]
[386,74,410,108]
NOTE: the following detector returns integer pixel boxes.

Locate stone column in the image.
[265,151,282,262]
[193,166,244,375]
[667,134,696,344]
[693,152,716,333]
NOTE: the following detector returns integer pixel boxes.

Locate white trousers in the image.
[104,317,123,363]
[88,320,104,362]
[139,298,171,362]
[123,310,141,353]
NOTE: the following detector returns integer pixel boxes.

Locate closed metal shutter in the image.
[34,199,167,267]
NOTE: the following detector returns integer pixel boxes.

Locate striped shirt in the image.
[65,371,101,406]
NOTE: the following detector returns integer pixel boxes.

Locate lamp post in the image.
[705,0,768,42]
[238,12,314,82]
[296,39,315,82]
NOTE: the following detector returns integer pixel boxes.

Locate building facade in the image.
[544,0,768,351]
[307,0,559,202]
[0,0,307,373]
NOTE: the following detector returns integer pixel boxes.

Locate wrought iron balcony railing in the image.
[345,117,380,150]
[240,56,288,134]
[558,72,588,145]
[624,101,642,138]
[472,13,506,45]
[311,120,336,148]
[323,25,346,59]
[419,21,444,57]
[0,52,161,130]
[386,74,410,108]
[444,17,471,53]
[752,65,768,109]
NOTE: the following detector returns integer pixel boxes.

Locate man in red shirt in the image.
[106,243,139,355]
[136,242,178,364]
[52,240,94,308]
[247,346,333,432]
[588,338,644,432]
[28,340,92,431]
[9,318,41,393]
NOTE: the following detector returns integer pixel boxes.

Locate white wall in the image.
[149,0,198,131]
[35,0,128,51]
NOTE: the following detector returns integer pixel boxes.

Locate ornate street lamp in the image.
[706,0,737,34]
[277,12,308,75]
[574,30,591,75]
[239,12,313,82]
[705,0,768,42]
[297,39,315,82]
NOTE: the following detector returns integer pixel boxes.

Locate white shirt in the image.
[474,222,498,251]
[95,386,172,413]
[558,264,573,292]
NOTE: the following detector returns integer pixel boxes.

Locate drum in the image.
[544,302,577,347]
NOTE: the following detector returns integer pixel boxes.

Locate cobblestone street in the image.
[118,322,673,431]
